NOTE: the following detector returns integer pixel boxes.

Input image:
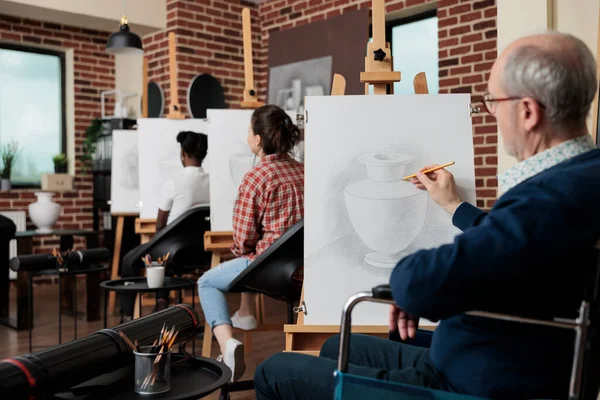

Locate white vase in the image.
[28,192,61,233]
[0,179,11,191]
[344,152,428,268]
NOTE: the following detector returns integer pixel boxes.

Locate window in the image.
[368,11,439,95]
[0,43,66,187]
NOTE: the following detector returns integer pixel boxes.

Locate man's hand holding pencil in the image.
[408,163,463,215]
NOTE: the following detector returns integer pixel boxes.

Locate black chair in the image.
[227,218,304,321]
[219,219,304,398]
[121,206,212,275]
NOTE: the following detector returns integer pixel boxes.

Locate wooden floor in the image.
[0,281,290,399]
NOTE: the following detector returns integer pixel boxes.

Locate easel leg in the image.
[201,252,221,358]
[133,293,141,319]
[108,216,124,315]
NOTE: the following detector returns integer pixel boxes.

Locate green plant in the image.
[81,118,102,172]
[53,153,68,167]
[1,140,19,180]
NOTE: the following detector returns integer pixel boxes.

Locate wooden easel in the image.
[240,7,264,109]
[166,31,185,120]
[200,7,271,358]
[284,0,434,356]
[107,59,150,315]
[360,0,401,95]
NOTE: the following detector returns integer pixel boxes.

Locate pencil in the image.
[402,162,455,181]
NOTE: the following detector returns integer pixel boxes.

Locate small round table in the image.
[52,353,231,400]
[100,277,196,329]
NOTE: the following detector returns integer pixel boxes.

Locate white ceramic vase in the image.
[28,192,61,233]
[0,179,11,191]
[344,152,428,268]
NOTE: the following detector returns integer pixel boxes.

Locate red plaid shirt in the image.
[231,153,304,261]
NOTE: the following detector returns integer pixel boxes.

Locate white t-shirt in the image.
[159,166,210,225]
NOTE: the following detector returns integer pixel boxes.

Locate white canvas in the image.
[304,94,477,326]
[137,118,210,220]
[207,109,301,231]
[110,129,140,214]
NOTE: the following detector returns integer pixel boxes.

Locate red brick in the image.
[485,8,497,18]
[474,40,495,51]
[461,33,482,44]
[487,178,498,187]
[463,74,483,84]
[460,11,482,23]
[475,125,497,135]
[440,38,459,48]
[477,189,496,197]
[440,78,460,87]
[474,146,496,155]
[450,45,471,56]
[450,66,471,75]
[449,25,470,36]
[438,17,458,28]
[462,53,484,64]
[475,167,496,176]
[449,4,471,15]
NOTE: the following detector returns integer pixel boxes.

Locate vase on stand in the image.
[344,152,428,268]
[28,192,61,233]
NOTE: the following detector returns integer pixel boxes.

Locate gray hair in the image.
[502,32,597,132]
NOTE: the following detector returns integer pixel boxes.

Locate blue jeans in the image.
[198,257,251,328]
[254,334,448,400]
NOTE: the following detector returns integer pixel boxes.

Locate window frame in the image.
[368,9,438,95]
[0,42,67,188]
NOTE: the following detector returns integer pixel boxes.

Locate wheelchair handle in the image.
[337,290,394,373]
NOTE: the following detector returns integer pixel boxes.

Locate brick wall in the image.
[0,15,115,253]
[143,0,261,116]
[257,0,499,208]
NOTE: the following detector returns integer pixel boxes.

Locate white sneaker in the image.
[219,338,245,382]
[231,311,257,330]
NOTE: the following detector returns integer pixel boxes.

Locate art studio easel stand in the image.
[284,0,433,356]
[200,8,270,358]
[241,7,264,109]
[107,58,152,316]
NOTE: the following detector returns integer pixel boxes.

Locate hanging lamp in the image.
[106,1,143,55]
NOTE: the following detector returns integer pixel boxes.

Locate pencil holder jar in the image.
[134,346,171,394]
[146,262,165,289]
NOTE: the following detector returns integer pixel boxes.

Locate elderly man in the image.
[253,32,600,399]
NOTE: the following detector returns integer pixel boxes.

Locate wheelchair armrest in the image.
[372,284,392,301]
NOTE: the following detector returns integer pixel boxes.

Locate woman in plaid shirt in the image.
[198,105,304,382]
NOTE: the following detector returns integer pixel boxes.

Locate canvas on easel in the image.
[303,94,476,326]
[206,109,300,231]
[137,118,210,220]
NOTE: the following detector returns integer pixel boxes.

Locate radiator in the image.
[0,211,26,280]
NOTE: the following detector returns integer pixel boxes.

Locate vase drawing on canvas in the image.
[119,146,139,190]
[344,152,428,268]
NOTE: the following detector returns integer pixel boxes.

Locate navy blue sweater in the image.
[391,149,600,398]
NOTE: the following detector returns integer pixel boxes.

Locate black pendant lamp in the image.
[106,10,143,55]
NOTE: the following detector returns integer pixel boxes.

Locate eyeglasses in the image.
[482,92,546,115]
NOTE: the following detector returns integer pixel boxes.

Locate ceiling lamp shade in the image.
[106,16,143,55]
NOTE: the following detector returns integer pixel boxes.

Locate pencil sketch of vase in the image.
[229,150,255,188]
[344,152,428,268]
[119,147,139,190]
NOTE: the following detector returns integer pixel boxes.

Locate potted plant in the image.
[1,140,19,191]
[53,154,68,173]
[81,118,102,172]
